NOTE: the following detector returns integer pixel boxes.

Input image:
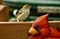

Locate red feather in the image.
[28,14,50,39]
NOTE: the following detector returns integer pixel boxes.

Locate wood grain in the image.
[0,21,60,39]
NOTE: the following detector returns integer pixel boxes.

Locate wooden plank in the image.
[0,21,60,24]
[49,21,60,29]
[0,22,32,39]
[0,21,60,39]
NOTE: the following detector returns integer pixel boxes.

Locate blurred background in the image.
[3,0,60,21]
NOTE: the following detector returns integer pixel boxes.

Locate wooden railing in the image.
[0,21,60,39]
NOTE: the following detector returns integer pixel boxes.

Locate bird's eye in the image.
[37,27,41,30]
[34,26,41,31]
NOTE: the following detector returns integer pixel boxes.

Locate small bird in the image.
[9,4,31,22]
[16,4,31,22]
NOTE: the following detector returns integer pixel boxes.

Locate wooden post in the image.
[0,5,9,21]
[0,0,2,4]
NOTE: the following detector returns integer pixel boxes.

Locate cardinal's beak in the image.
[28,27,38,35]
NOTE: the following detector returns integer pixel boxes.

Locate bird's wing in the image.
[16,9,22,17]
[16,11,30,21]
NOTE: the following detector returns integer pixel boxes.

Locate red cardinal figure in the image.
[28,14,60,39]
[28,14,50,39]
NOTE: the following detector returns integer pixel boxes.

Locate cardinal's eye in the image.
[34,26,41,31]
[37,27,41,30]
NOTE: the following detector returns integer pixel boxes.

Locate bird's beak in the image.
[28,27,38,35]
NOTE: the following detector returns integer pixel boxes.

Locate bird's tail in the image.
[13,9,18,17]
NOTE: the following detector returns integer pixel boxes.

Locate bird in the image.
[28,14,50,39]
[28,14,60,39]
[11,4,31,22]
